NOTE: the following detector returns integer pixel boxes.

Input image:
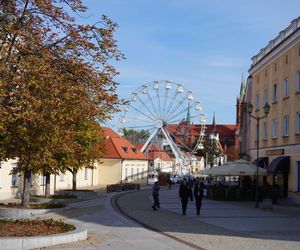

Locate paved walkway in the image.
[36,185,300,250]
[42,189,191,250]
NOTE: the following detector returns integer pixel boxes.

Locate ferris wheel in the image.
[119,80,206,167]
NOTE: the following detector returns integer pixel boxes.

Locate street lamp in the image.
[247,102,270,208]
[209,133,216,168]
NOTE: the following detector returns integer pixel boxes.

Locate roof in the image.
[205,124,237,137]
[102,128,147,160]
[167,123,201,137]
[102,127,121,138]
[148,150,172,161]
[167,123,237,137]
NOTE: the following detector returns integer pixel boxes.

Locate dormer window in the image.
[132,148,137,153]
[122,147,128,153]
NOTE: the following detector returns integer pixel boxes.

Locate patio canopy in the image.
[200,159,267,176]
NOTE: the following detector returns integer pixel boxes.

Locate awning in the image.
[267,156,290,174]
[253,157,268,168]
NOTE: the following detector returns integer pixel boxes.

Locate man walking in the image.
[179,179,192,215]
[152,181,160,210]
[194,177,204,215]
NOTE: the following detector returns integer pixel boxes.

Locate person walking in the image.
[179,179,192,215]
[152,181,160,210]
[194,177,204,215]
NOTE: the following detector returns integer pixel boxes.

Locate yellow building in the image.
[98,127,149,185]
[0,127,148,200]
[246,17,300,198]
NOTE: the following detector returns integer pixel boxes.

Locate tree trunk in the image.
[21,169,31,208]
[45,173,51,196]
[72,169,77,191]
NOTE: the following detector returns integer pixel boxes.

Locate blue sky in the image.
[80,0,300,128]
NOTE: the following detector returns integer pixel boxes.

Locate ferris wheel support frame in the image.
[119,80,206,175]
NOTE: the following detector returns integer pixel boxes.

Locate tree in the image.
[123,129,150,145]
[0,0,124,206]
[194,136,222,167]
[63,120,105,191]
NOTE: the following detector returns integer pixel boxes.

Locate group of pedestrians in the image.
[152,177,205,215]
[179,177,204,215]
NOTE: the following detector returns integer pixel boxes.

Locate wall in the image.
[122,159,148,183]
[97,158,122,185]
[248,29,300,193]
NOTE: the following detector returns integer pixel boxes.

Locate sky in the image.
[79,0,300,129]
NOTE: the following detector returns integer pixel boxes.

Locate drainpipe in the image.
[120,159,124,184]
[91,167,94,187]
[54,174,56,194]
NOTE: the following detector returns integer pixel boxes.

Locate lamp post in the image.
[247,102,271,208]
[209,133,216,168]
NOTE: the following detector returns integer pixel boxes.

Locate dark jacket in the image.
[194,181,204,197]
[179,184,192,200]
[152,183,160,197]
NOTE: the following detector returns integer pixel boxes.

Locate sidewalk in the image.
[115,185,300,250]
[8,185,300,249]
[43,190,192,250]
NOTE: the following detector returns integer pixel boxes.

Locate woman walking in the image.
[194,177,204,215]
[179,179,192,215]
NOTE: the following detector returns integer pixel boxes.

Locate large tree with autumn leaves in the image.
[0,0,123,206]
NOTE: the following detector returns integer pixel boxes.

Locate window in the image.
[59,172,64,181]
[142,168,145,179]
[137,168,139,179]
[40,175,46,186]
[285,55,288,64]
[11,173,19,187]
[122,147,128,153]
[297,112,300,134]
[255,94,260,110]
[125,168,128,180]
[296,71,300,92]
[132,148,137,153]
[263,89,269,104]
[272,119,278,138]
[283,78,289,97]
[283,115,289,136]
[84,167,88,180]
[262,122,268,139]
[131,168,134,180]
[272,84,278,102]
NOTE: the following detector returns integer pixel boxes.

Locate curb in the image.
[0,223,87,250]
[0,206,67,218]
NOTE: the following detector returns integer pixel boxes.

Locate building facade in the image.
[0,127,149,200]
[244,16,300,197]
[99,127,148,185]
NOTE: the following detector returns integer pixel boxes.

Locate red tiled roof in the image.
[167,124,201,137]
[102,128,147,160]
[147,144,172,161]
[168,124,237,137]
[102,127,121,138]
[136,144,143,151]
[205,124,237,137]
[148,151,172,161]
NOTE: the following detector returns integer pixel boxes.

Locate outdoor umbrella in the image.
[220,159,267,176]
[199,159,267,176]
